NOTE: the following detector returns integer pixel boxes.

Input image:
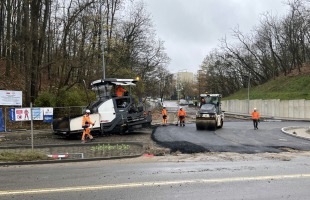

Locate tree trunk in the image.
[30,0,40,103]
[5,0,12,77]
[23,0,31,106]
[0,1,5,58]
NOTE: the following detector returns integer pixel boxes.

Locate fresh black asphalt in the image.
[1,120,310,165]
[152,121,310,154]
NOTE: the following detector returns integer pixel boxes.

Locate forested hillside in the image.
[197,0,310,98]
[0,0,174,107]
[224,65,310,100]
[2,0,310,106]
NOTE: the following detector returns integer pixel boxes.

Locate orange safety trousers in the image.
[82,127,93,141]
[162,109,168,124]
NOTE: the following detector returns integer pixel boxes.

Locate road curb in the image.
[0,154,144,166]
[281,126,310,141]
[0,142,144,166]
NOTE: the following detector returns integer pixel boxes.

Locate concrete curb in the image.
[281,126,310,141]
[0,142,145,166]
[0,141,144,149]
[0,154,143,166]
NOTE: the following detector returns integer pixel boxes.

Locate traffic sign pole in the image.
[30,102,34,151]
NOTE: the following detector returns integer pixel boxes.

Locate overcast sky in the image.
[143,0,291,74]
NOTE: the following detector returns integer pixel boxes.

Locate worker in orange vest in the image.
[177,107,187,127]
[162,106,168,126]
[115,85,126,97]
[251,108,260,130]
[81,109,95,143]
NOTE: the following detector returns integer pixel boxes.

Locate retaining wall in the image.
[222,99,310,120]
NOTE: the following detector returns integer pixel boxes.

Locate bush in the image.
[35,87,96,107]
[55,88,95,107]
[35,91,56,107]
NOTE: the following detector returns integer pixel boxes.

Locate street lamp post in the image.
[100,0,106,79]
[246,74,251,114]
[177,73,180,101]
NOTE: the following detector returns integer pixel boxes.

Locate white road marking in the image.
[0,174,309,196]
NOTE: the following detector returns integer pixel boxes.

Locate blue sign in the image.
[43,115,53,123]
[0,108,4,132]
[9,108,15,122]
[32,108,42,120]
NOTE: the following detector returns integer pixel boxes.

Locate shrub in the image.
[55,88,95,107]
[35,91,56,107]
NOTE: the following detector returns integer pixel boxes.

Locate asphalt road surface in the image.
[1,156,310,200]
[153,121,310,153]
[1,102,310,200]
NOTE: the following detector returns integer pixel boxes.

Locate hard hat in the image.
[254,108,257,110]
[180,107,183,109]
[85,109,91,113]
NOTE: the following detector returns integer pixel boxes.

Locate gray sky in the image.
[143,0,290,74]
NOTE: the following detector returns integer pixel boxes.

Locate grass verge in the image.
[0,151,52,162]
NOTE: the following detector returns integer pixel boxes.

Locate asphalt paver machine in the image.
[52,78,152,137]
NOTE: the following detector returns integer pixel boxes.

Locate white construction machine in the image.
[52,78,152,137]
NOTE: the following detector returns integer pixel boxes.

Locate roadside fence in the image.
[0,106,86,132]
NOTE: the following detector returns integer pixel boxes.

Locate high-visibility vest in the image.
[178,109,186,117]
[162,109,167,115]
[251,111,260,119]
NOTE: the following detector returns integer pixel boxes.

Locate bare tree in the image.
[5,0,12,77]
[0,0,171,106]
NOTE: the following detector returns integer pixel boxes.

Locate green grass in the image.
[224,75,310,100]
[0,151,51,162]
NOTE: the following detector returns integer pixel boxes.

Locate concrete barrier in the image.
[222,99,310,120]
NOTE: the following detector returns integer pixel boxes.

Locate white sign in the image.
[43,107,53,115]
[14,108,44,121]
[15,108,31,121]
[0,90,22,106]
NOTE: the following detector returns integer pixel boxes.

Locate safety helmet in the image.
[254,108,257,111]
[85,109,91,113]
[180,107,183,109]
